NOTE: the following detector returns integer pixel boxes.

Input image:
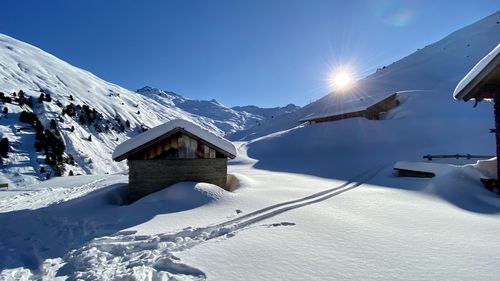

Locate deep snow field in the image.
[1,138,500,280]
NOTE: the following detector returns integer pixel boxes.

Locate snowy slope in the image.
[136,86,300,134]
[0,34,230,187]
[1,144,500,280]
[232,11,500,140]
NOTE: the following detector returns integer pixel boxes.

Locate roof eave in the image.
[454,52,500,101]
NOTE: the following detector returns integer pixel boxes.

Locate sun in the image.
[329,69,355,91]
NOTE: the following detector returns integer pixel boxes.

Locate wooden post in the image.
[495,94,500,181]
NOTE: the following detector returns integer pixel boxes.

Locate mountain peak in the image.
[136,86,301,136]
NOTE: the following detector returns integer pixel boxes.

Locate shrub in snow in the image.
[19,111,37,125]
[64,102,108,132]
[25,96,33,108]
[66,154,75,165]
[0,138,9,157]
[17,90,26,107]
[62,103,76,117]
[33,124,66,176]
[1,95,12,103]
[50,120,57,130]
[94,122,104,132]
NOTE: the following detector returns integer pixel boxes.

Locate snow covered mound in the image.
[236,11,500,140]
[137,86,300,136]
[0,34,229,187]
[473,157,497,179]
[135,182,229,207]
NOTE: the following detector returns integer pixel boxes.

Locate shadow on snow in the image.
[0,181,213,272]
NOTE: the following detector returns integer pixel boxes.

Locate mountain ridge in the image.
[136,86,300,135]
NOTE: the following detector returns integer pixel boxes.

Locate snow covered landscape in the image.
[1,4,500,281]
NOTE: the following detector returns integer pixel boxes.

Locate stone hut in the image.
[113,119,236,202]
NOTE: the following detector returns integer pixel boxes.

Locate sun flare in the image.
[329,68,355,91]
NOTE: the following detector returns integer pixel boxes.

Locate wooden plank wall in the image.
[136,133,217,160]
[365,94,398,120]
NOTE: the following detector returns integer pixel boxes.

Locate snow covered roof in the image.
[453,43,500,101]
[299,92,397,122]
[113,119,236,161]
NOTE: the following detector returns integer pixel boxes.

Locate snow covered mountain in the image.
[233,11,500,140]
[0,34,238,187]
[0,34,299,187]
[136,86,299,135]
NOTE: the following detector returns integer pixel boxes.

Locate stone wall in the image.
[127,158,227,202]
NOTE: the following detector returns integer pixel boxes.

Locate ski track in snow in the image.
[61,165,386,280]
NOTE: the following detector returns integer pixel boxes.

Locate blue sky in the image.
[1,0,498,107]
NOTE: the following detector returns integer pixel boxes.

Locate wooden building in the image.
[300,93,398,124]
[454,43,500,190]
[113,119,236,202]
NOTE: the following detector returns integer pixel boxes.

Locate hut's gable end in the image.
[128,130,222,160]
[112,119,236,161]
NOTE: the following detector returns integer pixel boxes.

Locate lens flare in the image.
[329,69,355,91]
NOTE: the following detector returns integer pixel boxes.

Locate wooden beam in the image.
[494,94,500,180]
